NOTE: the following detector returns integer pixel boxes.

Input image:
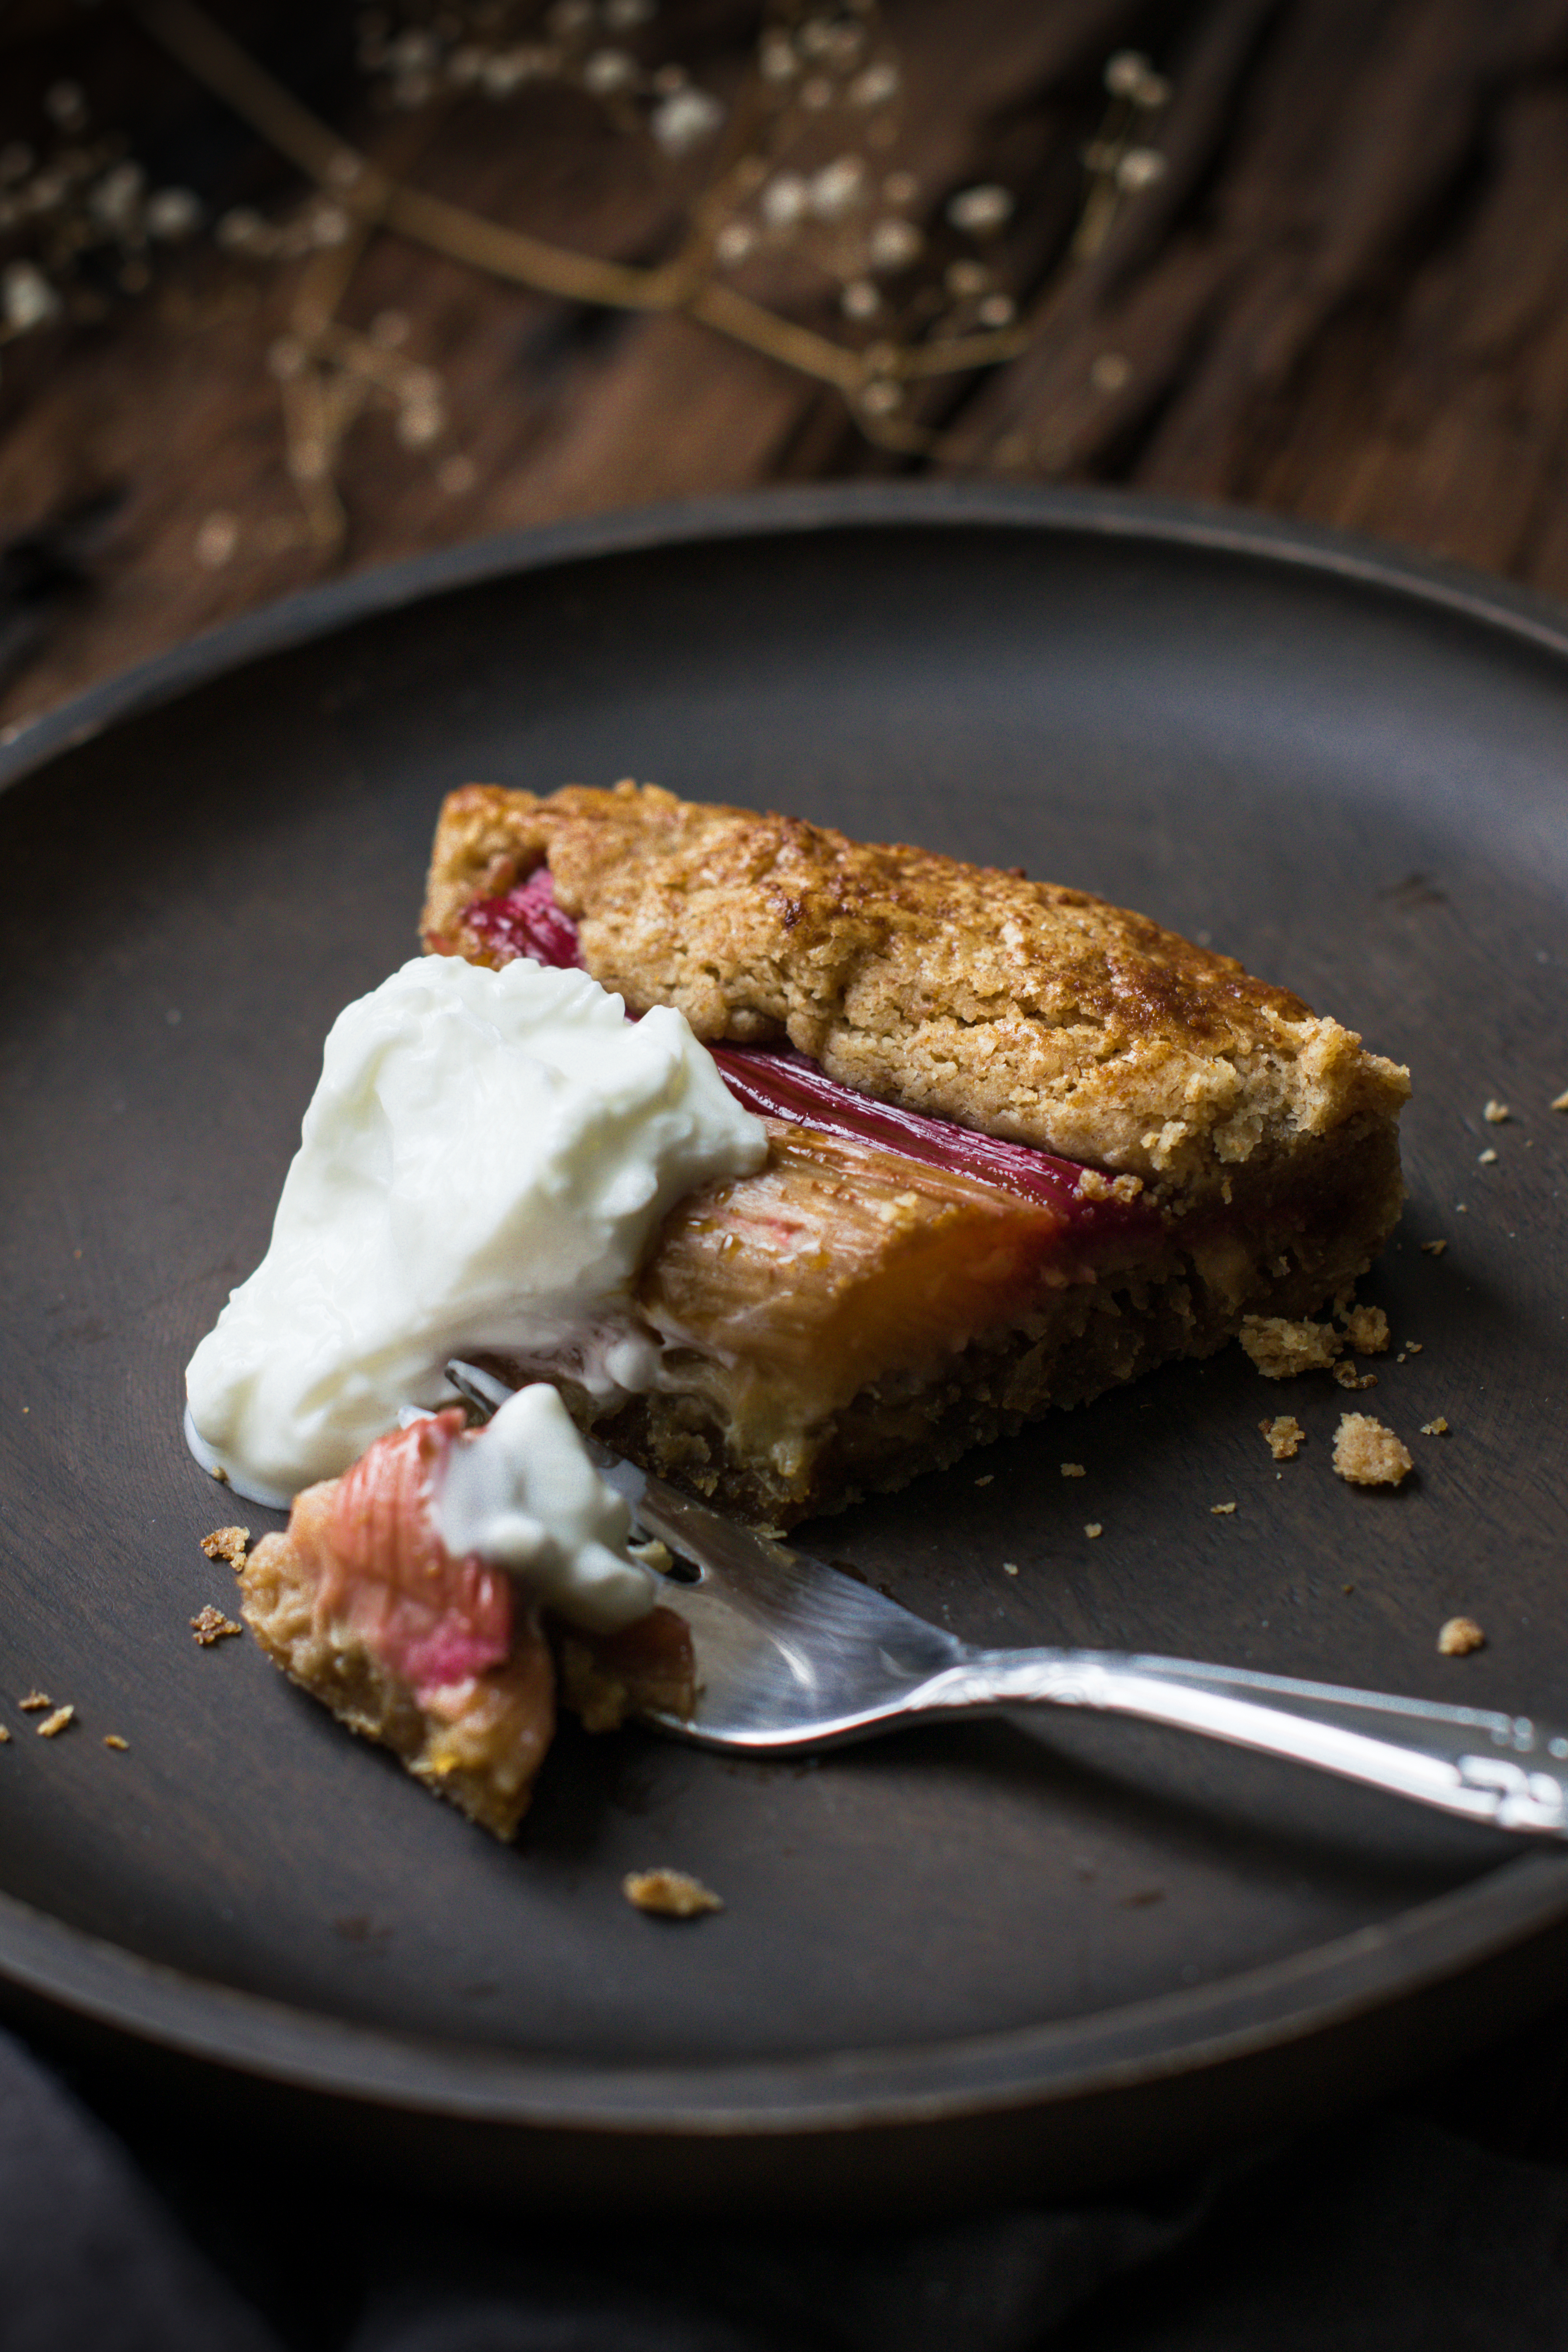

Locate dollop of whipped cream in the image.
[436,1383,654,1633]
[184,953,766,1505]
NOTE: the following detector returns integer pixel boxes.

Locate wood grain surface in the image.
[3,0,1568,734]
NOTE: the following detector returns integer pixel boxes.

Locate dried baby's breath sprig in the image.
[119,0,1173,504]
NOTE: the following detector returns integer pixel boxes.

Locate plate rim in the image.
[6,478,1568,2146]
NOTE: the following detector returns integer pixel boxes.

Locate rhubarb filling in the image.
[463,870,1159,1248]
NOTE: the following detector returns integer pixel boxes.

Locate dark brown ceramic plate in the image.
[2,486,1567,2214]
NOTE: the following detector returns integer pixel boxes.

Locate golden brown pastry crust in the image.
[422,781,1410,1204]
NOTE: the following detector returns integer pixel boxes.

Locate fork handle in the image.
[917,1649,1568,1838]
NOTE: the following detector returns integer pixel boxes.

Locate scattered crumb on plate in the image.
[1084,1523,1103,1539]
[1333,1413,1414,1487]
[1210,1502,1236,1515]
[1483,1100,1510,1123]
[1240,1315,1342,1377]
[622,1868,724,1918]
[974,1474,994,1487]
[1421,1239,1448,1256]
[1552,1088,1568,1113]
[1060,1463,1086,1479]
[1438,1616,1485,1656]
[1404,1341,1423,1355]
[0,1726,10,1745]
[1002,1560,1020,1576]
[103,1734,129,1751]
[37,1706,74,1738]
[190,1606,243,1646]
[1421,1416,1451,1437]
[1478,1147,1498,1165]
[17,1692,50,1713]
[1260,1415,1305,1460]
[201,1526,250,1571]
[1340,1305,1390,1355]
[1333,1362,1378,1390]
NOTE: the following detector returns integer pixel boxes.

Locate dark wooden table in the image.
[3,0,1568,736]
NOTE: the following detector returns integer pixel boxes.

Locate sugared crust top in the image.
[422,781,1410,1200]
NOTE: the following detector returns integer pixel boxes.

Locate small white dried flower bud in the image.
[810,155,867,219]
[759,35,796,82]
[650,85,723,155]
[714,219,755,265]
[2,261,60,333]
[267,335,306,381]
[89,161,146,239]
[976,292,1016,327]
[583,47,638,94]
[145,187,203,243]
[1115,147,1167,192]
[216,207,267,252]
[859,377,902,416]
[194,511,239,569]
[309,202,351,248]
[840,278,880,319]
[650,62,686,93]
[45,81,88,131]
[1104,50,1152,99]
[446,44,485,84]
[946,183,1013,235]
[882,170,917,206]
[849,60,899,107]
[605,0,655,24]
[760,170,808,229]
[547,0,594,36]
[866,216,922,272]
[388,29,438,74]
[800,75,834,110]
[944,258,989,296]
[398,399,444,448]
[1090,350,1132,393]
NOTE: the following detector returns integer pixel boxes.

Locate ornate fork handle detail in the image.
[913,1652,1568,1838]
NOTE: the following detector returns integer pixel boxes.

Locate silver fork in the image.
[445,1365,1568,1841]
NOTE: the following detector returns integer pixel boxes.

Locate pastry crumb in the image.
[1333,1361,1378,1390]
[1438,1616,1485,1656]
[1210,1501,1236,1515]
[627,1536,674,1575]
[1404,1341,1423,1355]
[974,1474,994,1486]
[1483,1100,1510,1123]
[1060,1462,1086,1479]
[103,1734,129,1751]
[37,1706,74,1738]
[1551,1088,1568,1113]
[1260,1415,1305,1460]
[1084,1523,1103,1539]
[1339,1305,1390,1355]
[622,1868,723,1918]
[191,1605,243,1646]
[18,1692,50,1712]
[1002,1560,1020,1576]
[1420,1416,1451,1437]
[201,1526,250,1572]
[1333,1413,1414,1487]
[1478,1147,1498,1165]
[1240,1315,1343,1378]
[0,1726,10,1744]
[1421,1239,1448,1256]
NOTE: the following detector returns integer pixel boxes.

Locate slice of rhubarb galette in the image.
[420,782,1410,1530]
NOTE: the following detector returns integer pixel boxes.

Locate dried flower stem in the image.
[133,0,1028,409]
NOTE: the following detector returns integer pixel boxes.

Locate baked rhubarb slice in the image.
[239,1408,694,1838]
[422,782,1410,1527]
